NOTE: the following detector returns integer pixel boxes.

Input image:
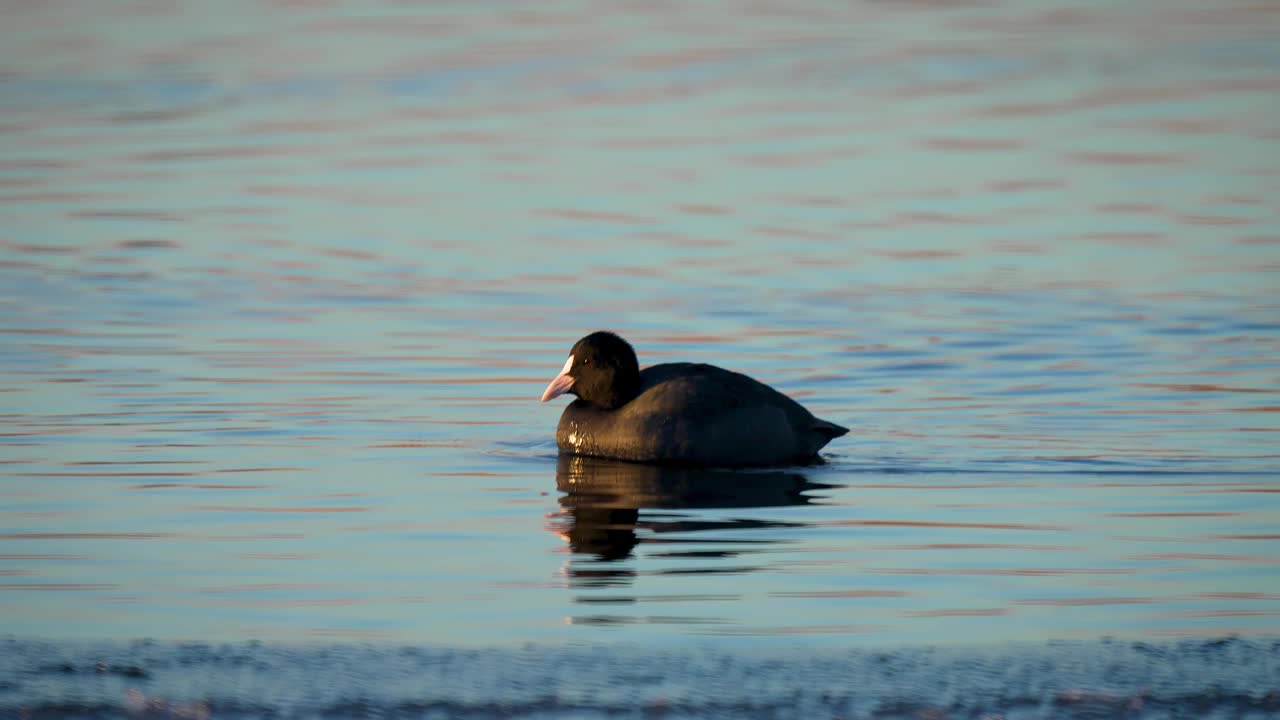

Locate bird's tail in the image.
[812,418,849,441]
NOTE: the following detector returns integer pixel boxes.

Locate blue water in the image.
[2,0,1279,715]
[4,637,1279,719]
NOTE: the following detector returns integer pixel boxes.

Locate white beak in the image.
[540,355,575,402]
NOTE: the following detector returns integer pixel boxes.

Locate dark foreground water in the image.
[5,637,1279,719]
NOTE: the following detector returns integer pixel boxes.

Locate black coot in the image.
[540,331,848,466]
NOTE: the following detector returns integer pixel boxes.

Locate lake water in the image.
[2,0,1279,715]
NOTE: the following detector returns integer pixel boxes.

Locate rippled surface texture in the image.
[4,637,1279,719]
[2,0,1279,655]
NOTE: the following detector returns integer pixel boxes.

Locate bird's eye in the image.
[581,358,591,366]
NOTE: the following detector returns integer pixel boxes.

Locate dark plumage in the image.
[540,331,848,466]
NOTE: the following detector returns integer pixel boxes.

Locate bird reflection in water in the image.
[549,455,828,588]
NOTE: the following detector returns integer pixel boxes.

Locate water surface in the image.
[1,0,1279,650]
